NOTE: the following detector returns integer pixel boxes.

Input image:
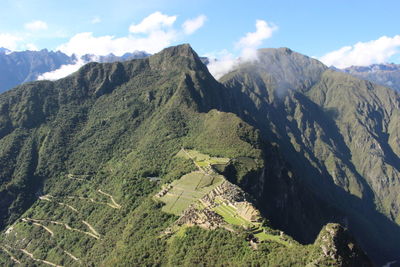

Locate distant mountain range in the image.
[80,51,151,63]
[2,47,400,96]
[336,63,400,92]
[0,48,11,54]
[0,48,150,93]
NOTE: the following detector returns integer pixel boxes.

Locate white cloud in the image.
[24,20,48,31]
[57,31,177,56]
[129,11,176,34]
[38,59,86,80]
[57,12,205,57]
[236,20,277,49]
[319,35,400,68]
[91,16,101,24]
[0,33,22,50]
[236,20,277,61]
[0,34,39,51]
[207,19,277,79]
[182,15,206,35]
[43,11,206,79]
[206,50,237,80]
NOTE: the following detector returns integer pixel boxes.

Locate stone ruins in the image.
[175,205,225,229]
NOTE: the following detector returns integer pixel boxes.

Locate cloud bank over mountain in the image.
[57,12,207,56]
[37,58,86,80]
[207,19,277,79]
[320,35,400,68]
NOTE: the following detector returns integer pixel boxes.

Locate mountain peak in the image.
[258,47,294,55]
[0,47,11,54]
[159,43,193,55]
[256,47,326,68]
[149,44,206,72]
[221,47,327,96]
[315,224,372,266]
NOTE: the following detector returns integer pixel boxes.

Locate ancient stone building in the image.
[236,202,261,222]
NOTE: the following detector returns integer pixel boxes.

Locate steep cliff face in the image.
[220,47,400,263]
[313,223,372,267]
[221,141,344,244]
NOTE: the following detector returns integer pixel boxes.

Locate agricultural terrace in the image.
[157,171,224,215]
[176,148,230,172]
[156,148,291,247]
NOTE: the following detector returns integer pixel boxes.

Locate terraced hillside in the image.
[0,44,371,266]
[159,149,294,247]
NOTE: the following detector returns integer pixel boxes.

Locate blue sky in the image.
[1,0,400,69]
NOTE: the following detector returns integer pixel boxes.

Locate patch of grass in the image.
[196,161,209,167]
[213,203,291,247]
[158,171,224,215]
[253,230,291,247]
[177,149,230,169]
[209,157,230,165]
[186,150,210,162]
[213,204,251,227]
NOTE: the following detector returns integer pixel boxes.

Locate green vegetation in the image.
[156,149,227,215]
[221,47,400,263]
[160,147,293,251]
[213,203,291,247]
[158,172,223,215]
[254,230,291,247]
[177,149,230,166]
[0,44,372,266]
[0,45,273,266]
[214,204,250,226]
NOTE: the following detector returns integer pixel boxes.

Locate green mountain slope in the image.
[220,47,400,264]
[0,45,370,266]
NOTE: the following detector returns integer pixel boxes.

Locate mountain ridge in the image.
[219,48,400,263]
[340,63,400,92]
[0,43,384,265]
[0,48,150,93]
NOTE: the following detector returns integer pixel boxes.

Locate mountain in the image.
[0,48,11,54]
[0,49,150,93]
[79,51,151,63]
[0,44,371,266]
[220,48,400,264]
[341,63,400,92]
[0,49,74,93]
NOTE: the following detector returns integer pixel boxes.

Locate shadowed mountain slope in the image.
[220,47,400,264]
